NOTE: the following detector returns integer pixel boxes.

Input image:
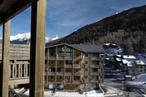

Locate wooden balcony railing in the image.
[73,64,81,68]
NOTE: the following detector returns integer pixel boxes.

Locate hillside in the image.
[47,5,146,54]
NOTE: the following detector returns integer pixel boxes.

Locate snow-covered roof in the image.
[122,59,133,67]
[112,44,117,46]
[105,58,110,60]
[116,58,121,62]
[104,43,110,46]
[116,55,122,58]
[104,43,117,46]
[127,62,133,67]
[122,59,129,64]
[123,55,136,59]
[135,60,146,65]
[125,75,132,78]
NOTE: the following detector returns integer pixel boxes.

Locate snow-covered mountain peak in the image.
[10,32,30,41]
[10,32,59,44]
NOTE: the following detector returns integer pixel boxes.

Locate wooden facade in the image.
[45,44,104,92]
[0,44,30,88]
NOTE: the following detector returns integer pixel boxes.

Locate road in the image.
[104,78,144,97]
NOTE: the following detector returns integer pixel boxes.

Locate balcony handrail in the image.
[9,88,22,97]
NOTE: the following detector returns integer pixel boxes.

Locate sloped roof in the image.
[69,44,104,53]
[123,55,136,59]
[122,59,133,67]
[0,0,31,24]
[47,43,105,53]
[135,60,146,65]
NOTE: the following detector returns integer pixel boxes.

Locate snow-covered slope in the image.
[10,32,30,41]
[10,32,59,44]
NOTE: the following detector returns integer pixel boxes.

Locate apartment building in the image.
[45,44,104,91]
[0,44,30,88]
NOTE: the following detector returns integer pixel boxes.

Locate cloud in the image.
[45,35,59,42]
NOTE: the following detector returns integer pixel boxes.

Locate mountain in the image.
[48,5,146,54]
[10,32,30,44]
[10,32,59,44]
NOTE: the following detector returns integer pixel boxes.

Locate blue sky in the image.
[0,0,146,38]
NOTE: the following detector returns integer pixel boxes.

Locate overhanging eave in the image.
[0,0,31,25]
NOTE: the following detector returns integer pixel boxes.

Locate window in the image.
[65,68,72,73]
[45,60,47,64]
[85,54,88,57]
[49,60,55,65]
[57,76,63,80]
[65,52,73,60]
[49,47,56,57]
[49,68,55,72]
[66,60,72,65]
[65,76,71,83]
[48,76,55,80]
[93,61,99,64]
[74,61,80,64]
[85,61,88,64]
[57,68,64,72]
[66,47,72,53]
[74,76,80,81]
[58,61,63,65]
[85,68,88,71]
[92,68,98,72]
[58,46,65,58]
[96,76,99,80]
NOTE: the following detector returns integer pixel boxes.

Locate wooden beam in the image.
[0,20,10,97]
[0,0,31,25]
[30,0,47,97]
[0,0,4,4]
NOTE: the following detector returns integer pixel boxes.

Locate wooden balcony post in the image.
[30,0,47,97]
[0,20,10,97]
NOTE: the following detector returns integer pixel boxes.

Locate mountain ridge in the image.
[10,32,59,44]
[47,5,146,54]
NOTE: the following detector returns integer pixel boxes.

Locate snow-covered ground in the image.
[105,85,123,96]
[100,84,124,97]
[16,89,104,97]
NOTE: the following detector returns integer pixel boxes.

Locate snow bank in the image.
[100,84,123,97]
[20,90,104,97]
